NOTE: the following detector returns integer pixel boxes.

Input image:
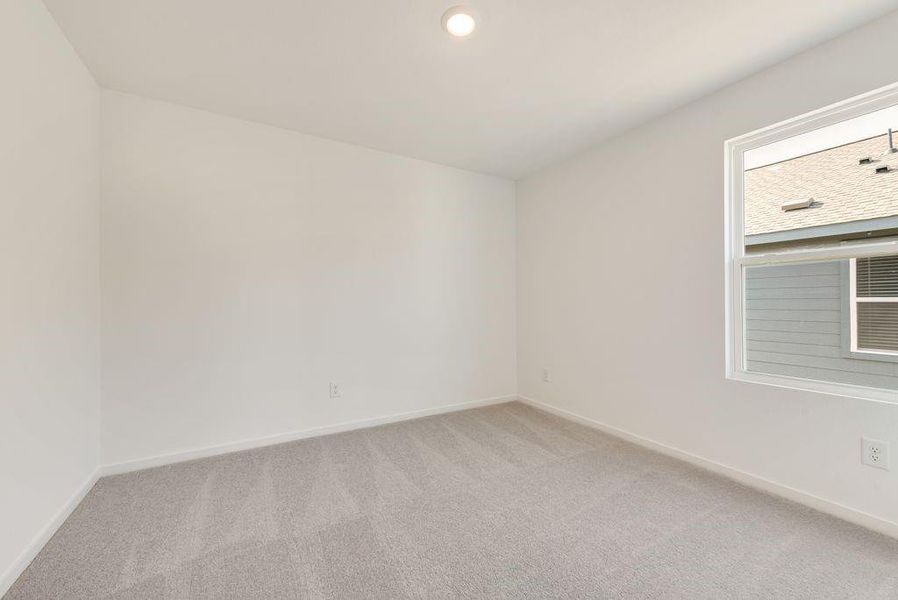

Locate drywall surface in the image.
[0,0,101,589]
[517,12,898,527]
[101,91,516,465]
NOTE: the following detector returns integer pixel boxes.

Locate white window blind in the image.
[854,256,898,353]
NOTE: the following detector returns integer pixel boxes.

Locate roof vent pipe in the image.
[890,128,897,153]
[781,198,814,211]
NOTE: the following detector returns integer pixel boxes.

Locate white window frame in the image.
[849,257,898,356]
[725,82,898,405]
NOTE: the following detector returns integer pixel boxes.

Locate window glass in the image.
[730,92,898,398]
[744,260,898,391]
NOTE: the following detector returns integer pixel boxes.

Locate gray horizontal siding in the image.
[746,262,842,278]
[746,286,840,299]
[749,351,898,377]
[747,340,842,358]
[746,320,840,334]
[746,298,840,310]
[746,329,841,346]
[746,274,841,289]
[744,259,898,390]
[748,309,840,322]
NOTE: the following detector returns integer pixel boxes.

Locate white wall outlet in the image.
[542,368,551,383]
[862,437,890,470]
[329,382,341,399]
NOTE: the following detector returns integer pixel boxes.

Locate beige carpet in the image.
[6,401,898,599]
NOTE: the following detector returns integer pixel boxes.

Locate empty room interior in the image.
[5,0,898,598]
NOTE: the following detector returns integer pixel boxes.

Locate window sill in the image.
[727,369,898,405]
[843,348,898,364]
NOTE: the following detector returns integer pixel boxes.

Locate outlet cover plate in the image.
[862,437,890,470]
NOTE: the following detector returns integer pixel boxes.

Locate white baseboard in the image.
[0,468,100,597]
[101,395,517,477]
[5,394,893,598]
[518,395,898,540]
[2,395,514,595]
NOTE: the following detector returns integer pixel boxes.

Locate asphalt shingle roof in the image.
[744,133,898,236]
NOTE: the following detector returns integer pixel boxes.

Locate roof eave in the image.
[745,214,898,246]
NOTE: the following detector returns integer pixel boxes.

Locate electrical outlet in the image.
[862,437,890,470]
[329,382,341,399]
[542,368,551,383]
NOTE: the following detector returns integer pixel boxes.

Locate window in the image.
[850,256,898,355]
[726,83,898,403]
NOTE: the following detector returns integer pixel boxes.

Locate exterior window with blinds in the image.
[851,255,898,354]
[726,83,898,402]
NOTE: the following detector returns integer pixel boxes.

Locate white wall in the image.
[517,12,898,528]
[0,0,101,590]
[101,91,516,466]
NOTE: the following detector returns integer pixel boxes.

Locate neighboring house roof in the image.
[744,133,898,241]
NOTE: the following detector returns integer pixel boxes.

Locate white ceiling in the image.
[44,0,898,179]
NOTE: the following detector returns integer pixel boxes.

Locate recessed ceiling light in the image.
[442,6,476,38]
